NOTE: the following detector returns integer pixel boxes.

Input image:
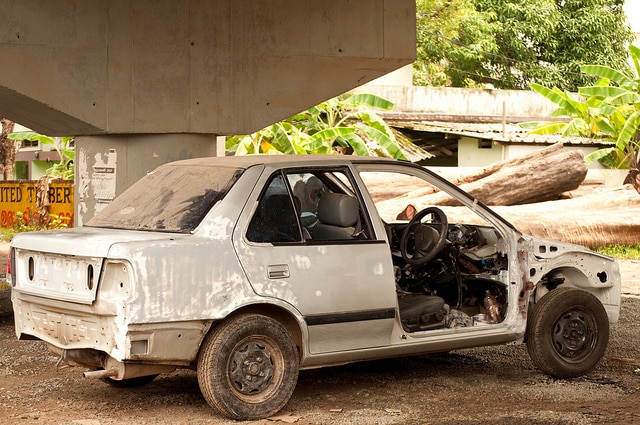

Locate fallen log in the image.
[450,142,566,186]
[370,143,588,206]
[422,146,588,206]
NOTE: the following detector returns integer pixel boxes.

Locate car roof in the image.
[165,154,402,169]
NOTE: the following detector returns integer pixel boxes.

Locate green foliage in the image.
[524,44,640,168]
[595,245,640,260]
[0,210,69,242]
[414,0,499,87]
[226,93,409,160]
[414,0,635,91]
[8,132,74,179]
[13,211,68,232]
[551,0,633,90]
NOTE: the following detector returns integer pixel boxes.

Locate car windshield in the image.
[86,164,244,233]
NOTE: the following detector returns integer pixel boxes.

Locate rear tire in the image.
[526,286,609,378]
[197,313,299,420]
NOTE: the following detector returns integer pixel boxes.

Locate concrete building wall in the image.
[458,137,503,167]
[357,85,556,121]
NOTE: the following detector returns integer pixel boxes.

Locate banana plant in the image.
[523,45,640,168]
[8,131,75,179]
[227,93,411,160]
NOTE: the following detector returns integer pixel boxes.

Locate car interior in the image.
[248,169,510,332]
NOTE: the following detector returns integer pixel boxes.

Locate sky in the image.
[625,0,640,33]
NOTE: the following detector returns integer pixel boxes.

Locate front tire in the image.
[197,313,299,420]
[526,286,609,378]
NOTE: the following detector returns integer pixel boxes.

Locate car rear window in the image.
[86,164,244,232]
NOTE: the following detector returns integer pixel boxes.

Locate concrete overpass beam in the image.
[0,0,415,136]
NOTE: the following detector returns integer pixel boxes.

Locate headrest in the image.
[317,193,358,227]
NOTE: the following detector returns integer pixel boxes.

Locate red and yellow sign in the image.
[0,181,74,228]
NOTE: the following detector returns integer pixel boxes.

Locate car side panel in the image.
[235,239,398,354]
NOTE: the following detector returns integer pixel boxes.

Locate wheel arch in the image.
[205,303,305,360]
[532,266,600,303]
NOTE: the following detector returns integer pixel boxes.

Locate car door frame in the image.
[232,163,399,356]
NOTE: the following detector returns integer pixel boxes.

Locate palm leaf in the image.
[584,147,615,164]
[518,121,541,129]
[594,117,617,138]
[341,132,371,156]
[235,136,256,155]
[608,92,640,106]
[8,131,55,145]
[342,93,394,110]
[269,123,299,155]
[580,65,633,87]
[305,127,356,153]
[628,44,640,80]
[578,86,629,99]
[356,123,407,160]
[562,118,588,137]
[529,83,583,116]
[615,111,640,151]
[528,121,567,135]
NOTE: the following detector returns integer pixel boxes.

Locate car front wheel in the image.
[526,286,609,378]
[197,313,299,420]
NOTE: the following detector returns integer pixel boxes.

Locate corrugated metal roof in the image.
[389,120,613,147]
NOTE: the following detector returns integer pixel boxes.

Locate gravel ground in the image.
[1,250,639,424]
[0,297,640,425]
[0,296,639,425]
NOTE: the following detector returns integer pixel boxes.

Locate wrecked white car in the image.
[9,155,620,420]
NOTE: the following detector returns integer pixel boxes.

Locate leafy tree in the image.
[414,0,498,87]
[415,0,635,91]
[227,93,412,160]
[550,0,634,90]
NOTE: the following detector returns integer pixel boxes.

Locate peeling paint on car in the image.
[9,155,621,419]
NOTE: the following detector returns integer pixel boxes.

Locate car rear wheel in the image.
[526,286,609,378]
[197,313,299,420]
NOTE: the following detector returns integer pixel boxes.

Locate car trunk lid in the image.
[10,227,185,304]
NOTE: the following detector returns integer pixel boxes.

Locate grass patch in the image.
[595,245,640,260]
[0,228,14,242]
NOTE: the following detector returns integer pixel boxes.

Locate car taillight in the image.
[7,247,15,287]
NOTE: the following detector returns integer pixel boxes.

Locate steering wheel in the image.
[400,207,448,266]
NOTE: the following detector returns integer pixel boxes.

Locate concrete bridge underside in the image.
[0,0,415,223]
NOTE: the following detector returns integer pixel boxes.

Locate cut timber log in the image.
[424,144,588,206]
[450,143,565,186]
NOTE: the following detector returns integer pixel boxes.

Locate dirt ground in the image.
[1,270,639,425]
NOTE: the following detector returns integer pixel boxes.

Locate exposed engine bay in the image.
[389,220,509,332]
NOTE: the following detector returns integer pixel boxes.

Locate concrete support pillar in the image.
[75,134,219,225]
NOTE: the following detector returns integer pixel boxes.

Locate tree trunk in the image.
[417,144,588,206]
[450,143,566,186]
[0,118,18,180]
